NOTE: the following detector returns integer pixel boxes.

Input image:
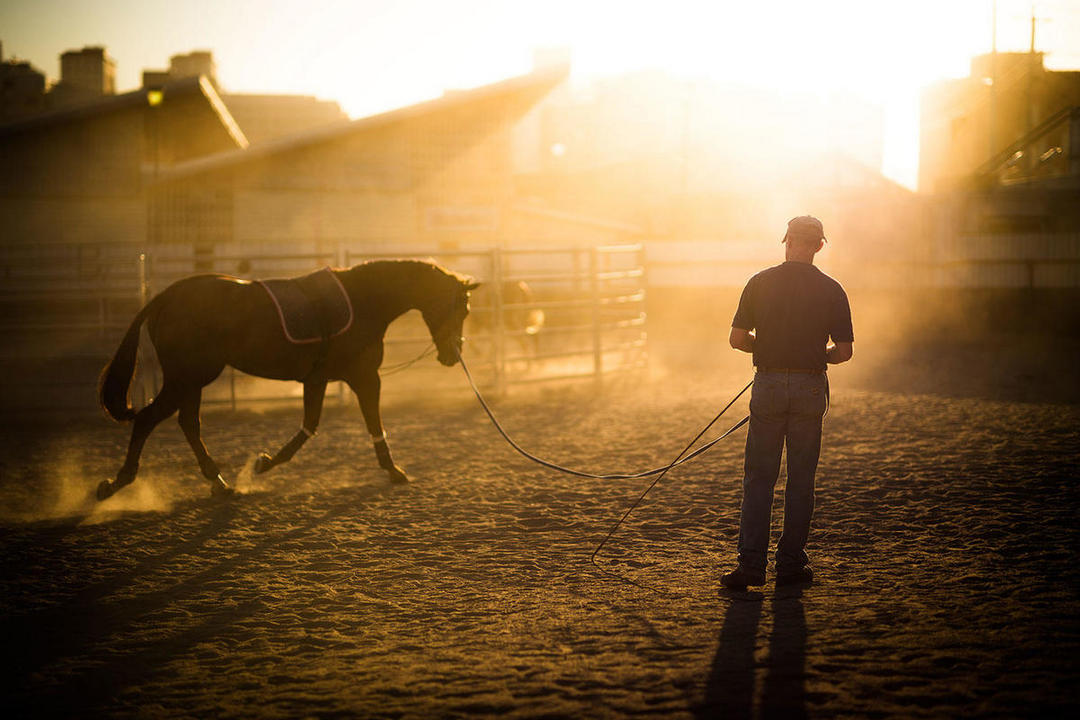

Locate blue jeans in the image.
[737,371,827,572]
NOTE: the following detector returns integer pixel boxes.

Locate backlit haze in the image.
[2,0,1079,189]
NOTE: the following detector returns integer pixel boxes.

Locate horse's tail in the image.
[99,292,165,423]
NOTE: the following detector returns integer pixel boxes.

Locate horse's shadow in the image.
[0,481,395,707]
[698,587,808,719]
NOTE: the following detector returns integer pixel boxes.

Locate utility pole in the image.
[1027,4,1042,138]
[1029,4,1035,133]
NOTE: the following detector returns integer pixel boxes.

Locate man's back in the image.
[732,261,853,371]
[721,215,854,591]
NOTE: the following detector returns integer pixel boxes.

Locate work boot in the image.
[721,564,766,590]
[776,564,814,586]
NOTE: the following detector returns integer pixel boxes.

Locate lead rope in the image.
[586,384,752,592]
[456,350,754,594]
[456,351,752,480]
[380,345,437,376]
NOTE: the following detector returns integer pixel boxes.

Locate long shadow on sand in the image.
[0,482,392,712]
[698,588,807,719]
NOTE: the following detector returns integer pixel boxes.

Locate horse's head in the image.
[423,274,480,366]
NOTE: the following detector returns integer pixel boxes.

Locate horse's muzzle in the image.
[438,339,463,366]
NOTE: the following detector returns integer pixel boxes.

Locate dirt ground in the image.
[1,353,1079,718]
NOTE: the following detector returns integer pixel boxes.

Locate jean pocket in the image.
[793,376,826,415]
[750,377,786,416]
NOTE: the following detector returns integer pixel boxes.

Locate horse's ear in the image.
[464,281,481,291]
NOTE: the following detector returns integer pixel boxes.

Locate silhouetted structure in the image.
[49,46,116,107]
[920,52,1080,192]
[920,51,1080,282]
[0,76,246,246]
[141,49,347,144]
[515,68,885,238]
[141,50,219,91]
[167,51,217,89]
[0,44,46,122]
[219,93,348,144]
[148,67,567,256]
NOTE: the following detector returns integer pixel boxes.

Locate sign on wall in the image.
[425,206,498,232]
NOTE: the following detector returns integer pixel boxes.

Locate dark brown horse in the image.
[97,260,477,501]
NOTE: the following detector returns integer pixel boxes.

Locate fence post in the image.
[139,252,148,307]
[638,243,649,373]
[590,246,602,389]
[137,252,159,404]
[336,239,347,404]
[491,247,506,396]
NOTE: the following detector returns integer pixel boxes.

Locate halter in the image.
[428,294,465,352]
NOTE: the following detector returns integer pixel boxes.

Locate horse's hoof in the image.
[96,479,116,501]
[387,466,410,484]
[253,453,273,475]
[209,474,236,498]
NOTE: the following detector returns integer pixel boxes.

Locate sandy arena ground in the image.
[1,362,1079,718]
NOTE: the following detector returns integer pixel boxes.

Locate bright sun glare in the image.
[4,0,1076,189]
[307,0,1013,189]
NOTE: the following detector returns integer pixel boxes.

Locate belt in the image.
[755,367,825,375]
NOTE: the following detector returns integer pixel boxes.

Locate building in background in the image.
[143,49,347,144]
[217,93,348,145]
[920,51,1080,193]
[141,50,218,90]
[513,68,887,237]
[166,50,217,89]
[48,46,116,107]
[919,50,1080,286]
[0,42,47,122]
[510,64,910,283]
[148,66,568,262]
[0,75,246,248]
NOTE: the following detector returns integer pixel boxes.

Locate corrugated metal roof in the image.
[154,65,569,184]
[0,75,248,150]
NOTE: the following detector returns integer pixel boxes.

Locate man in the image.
[722,215,853,590]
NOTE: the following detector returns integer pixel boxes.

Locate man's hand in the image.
[729,327,755,353]
[826,341,853,364]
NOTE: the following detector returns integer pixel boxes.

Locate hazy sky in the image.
[2,0,1078,188]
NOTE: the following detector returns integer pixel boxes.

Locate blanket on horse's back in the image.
[257,267,353,344]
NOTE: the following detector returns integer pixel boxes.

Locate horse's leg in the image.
[97,385,180,501]
[253,380,327,475]
[347,372,409,484]
[177,388,233,498]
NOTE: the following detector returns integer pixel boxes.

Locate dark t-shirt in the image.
[731,261,853,371]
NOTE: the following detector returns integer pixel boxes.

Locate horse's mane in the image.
[349,258,473,286]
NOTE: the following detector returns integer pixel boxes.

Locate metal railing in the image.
[0,241,648,410]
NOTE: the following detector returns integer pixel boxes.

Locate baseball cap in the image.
[783,215,827,244]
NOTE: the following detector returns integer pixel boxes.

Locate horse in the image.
[96,259,478,501]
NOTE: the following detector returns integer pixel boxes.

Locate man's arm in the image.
[729,327,754,353]
[826,341,853,364]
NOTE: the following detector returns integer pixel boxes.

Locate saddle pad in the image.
[257,267,353,344]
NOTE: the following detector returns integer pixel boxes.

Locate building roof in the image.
[155,65,569,184]
[0,75,248,149]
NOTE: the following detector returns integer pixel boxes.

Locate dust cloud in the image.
[645,279,1080,406]
[0,445,176,526]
